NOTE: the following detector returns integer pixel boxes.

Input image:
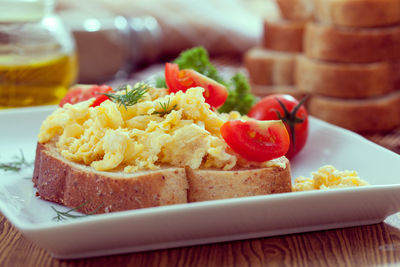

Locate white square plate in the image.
[1,106,400,259]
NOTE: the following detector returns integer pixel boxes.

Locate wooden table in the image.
[2,211,400,266]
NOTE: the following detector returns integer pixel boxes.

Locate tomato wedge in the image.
[59,85,113,107]
[165,63,228,109]
[221,120,290,162]
[248,94,308,159]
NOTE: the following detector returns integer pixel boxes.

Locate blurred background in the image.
[1,0,400,151]
[54,0,278,83]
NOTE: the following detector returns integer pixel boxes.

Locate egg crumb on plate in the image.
[293,165,369,191]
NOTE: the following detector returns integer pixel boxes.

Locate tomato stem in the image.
[274,95,309,152]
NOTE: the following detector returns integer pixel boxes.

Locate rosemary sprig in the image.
[0,150,32,172]
[152,98,178,116]
[103,82,149,110]
[52,201,104,221]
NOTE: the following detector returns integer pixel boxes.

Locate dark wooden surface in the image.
[2,211,400,266]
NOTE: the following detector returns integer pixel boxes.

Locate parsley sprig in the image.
[52,201,104,221]
[103,82,149,109]
[0,150,32,172]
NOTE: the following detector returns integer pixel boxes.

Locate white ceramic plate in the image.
[1,106,400,259]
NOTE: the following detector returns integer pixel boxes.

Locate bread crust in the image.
[33,142,292,214]
[296,56,393,98]
[33,142,189,214]
[262,20,305,53]
[186,158,291,202]
[314,0,400,28]
[276,0,314,21]
[244,47,298,86]
[304,22,400,63]
[308,91,400,132]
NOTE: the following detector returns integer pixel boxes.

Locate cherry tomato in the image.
[59,85,113,107]
[248,94,309,159]
[165,63,228,109]
[221,119,290,162]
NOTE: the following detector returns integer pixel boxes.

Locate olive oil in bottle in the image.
[0,0,77,108]
[0,53,77,107]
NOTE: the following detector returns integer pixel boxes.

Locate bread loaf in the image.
[308,91,400,132]
[304,22,400,63]
[314,0,400,28]
[276,0,314,21]
[296,55,393,98]
[251,84,306,100]
[263,19,305,53]
[33,141,292,214]
[244,47,298,85]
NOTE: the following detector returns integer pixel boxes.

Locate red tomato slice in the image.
[165,63,228,109]
[59,85,113,107]
[90,94,112,107]
[248,94,308,159]
[221,120,290,162]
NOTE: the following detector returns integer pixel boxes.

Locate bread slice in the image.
[33,141,292,214]
[186,158,291,202]
[308,90,400,132]
[276,0,314,21]
[304,22,400,63]
[262,19,306,53]
[251,84,306,100]
[314,0,400,28]
[33,142,189,214]
[244,47,298,85]
[295,55,393,98]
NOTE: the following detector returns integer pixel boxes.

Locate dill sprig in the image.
[103,82,149,109]
[52,201,104,221]
[152,98,178,116]
[0,150,32,172]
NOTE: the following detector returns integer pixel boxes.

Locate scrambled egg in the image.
[293,165,369,191]
[38,86,281,172]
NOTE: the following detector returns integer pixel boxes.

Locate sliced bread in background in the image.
[314,0,400,28]
[304,22,400,63]
[308,91,400,132]
[244,47,298,85]
[276,0,314,21]
[263,19,306,52]
[296,55,394,98]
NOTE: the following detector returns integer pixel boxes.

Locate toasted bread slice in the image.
[314,0,400,28]
[276,0,314,21]
[308,91,400,132]
[304,22,400,63]
[244,47,298,86]
[33,142,292,214]
[262,19,306,53]
[186,158,291,202]
[296,55,394,98]
[33,142,189,214]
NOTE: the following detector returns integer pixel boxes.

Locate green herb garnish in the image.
[173,46,225,84]
[156,46,255,115]
[0,150,32,172]
[152,98,178,116]
[104,82,149,109]
[52,201,103,221]
[218,73,256,115]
